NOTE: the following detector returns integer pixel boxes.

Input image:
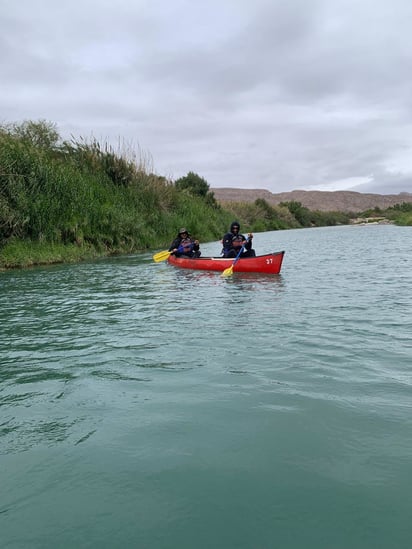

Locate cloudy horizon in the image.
[2,0,412,195]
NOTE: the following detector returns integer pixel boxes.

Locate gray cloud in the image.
[2,0,412,194]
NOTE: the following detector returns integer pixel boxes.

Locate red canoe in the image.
[167,251,285,274]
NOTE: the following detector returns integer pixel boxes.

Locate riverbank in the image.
[0,240,103,270]
[2,121,411,270]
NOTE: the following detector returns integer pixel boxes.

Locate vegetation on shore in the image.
[355,203,412,226]
[1,120,411,269]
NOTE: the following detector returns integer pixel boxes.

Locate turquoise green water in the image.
[1,225,411,548]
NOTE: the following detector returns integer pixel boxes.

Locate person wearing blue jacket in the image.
[221,221,255,258]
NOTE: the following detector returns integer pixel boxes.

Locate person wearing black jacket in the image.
[168,228,201,258]
[221,221,255,258]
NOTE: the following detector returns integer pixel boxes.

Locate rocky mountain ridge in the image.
[211,188,412,213]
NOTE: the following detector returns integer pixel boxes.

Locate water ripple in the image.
[1,227,412,548]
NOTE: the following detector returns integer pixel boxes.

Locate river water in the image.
[1,224,411,548]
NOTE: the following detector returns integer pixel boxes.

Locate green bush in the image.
[2,119,378,269]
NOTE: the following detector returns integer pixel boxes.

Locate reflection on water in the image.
[168,264,286,299]
[222,272,285,290]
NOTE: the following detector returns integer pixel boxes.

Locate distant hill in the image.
[211,188,412,213]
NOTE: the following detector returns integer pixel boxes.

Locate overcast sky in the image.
[2,0,412,194]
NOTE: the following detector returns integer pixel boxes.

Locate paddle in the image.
[221,238,250,277]
[153,250,172,262]
[153,245,184,263]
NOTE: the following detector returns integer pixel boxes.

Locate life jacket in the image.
[231,235,244,250]
[180,237,194,254]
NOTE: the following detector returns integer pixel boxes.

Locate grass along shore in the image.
[1,120,411,270]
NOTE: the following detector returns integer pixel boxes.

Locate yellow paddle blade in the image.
[221,265,234,277]
[153,250,172,263]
